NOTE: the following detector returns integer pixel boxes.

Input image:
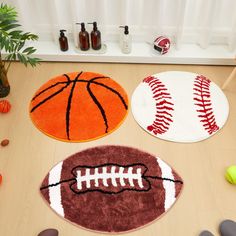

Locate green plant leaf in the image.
[27,57,41,67]
[17,41,25,51]
[0,4,17,24]
[4,38,9,51]
[0,3,40,70]
[5,54,13,61]
[9,30,22,37]
[0,35,6,49]
[12,53,16,60]
[22,46,36,55]
[2,23,21,31]
[17,53,27,66]
[21,32,39,41]
[0,19,18,28]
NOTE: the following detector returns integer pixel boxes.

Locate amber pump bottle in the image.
[59,30,68,51]
[76,22,90,51]
[88,22,101,50]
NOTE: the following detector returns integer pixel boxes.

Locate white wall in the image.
[4,0,236,50]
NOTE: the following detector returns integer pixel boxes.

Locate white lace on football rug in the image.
[131,71,229,143]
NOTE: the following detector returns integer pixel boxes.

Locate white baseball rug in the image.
[131,71,229,143]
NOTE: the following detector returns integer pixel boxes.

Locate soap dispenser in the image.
[119,25,131,54]
[88,22,101,50]
[59,30,68,51]
[76,22,90,51]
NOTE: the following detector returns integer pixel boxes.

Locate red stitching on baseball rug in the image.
[193,75,219,135]
[143,76,174,135]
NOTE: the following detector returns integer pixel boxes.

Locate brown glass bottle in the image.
[76,23,90,51]
[59,30,68,51]
[88,22,101,50]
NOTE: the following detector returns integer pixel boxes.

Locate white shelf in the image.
[3,41,236,65]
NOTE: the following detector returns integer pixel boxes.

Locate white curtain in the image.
[4,0,236,51]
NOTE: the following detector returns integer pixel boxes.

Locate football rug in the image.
[131,71,229,143]
[40,145,183,233]
[29,72,128,142]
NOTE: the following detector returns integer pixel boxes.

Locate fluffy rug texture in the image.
[131,71,229,142]
[40,145,183,233]
[30,72,128,142]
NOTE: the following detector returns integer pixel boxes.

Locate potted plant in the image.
[0,3,40,97]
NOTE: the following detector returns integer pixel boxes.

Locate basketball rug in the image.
[131,71,229,143]
[29,72,128,142]
[40,145,183,233]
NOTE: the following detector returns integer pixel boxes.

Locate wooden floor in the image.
[0,62,236,236]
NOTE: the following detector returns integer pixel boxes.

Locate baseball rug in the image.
[40,145,183,233]
[131,71,229,143]
[30,72,128,142]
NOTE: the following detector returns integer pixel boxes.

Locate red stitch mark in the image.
[193,75,219,135]
[143,76,174,135]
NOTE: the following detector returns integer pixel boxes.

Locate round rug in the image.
[40,145,183,233]
[29,72,128,142]
[131,71,229,143]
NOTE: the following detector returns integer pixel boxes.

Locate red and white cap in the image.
[154,36,170,55]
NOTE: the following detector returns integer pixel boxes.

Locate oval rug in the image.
[40,145,183,233]
[131,71,229,143]
[30,72,128,142]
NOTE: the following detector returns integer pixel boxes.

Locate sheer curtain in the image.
[4,0,236,51]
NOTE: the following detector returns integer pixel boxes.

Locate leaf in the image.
[4,37,9,51]
[27,57,35,67]
[17,41,25,51]
[5,54,13,61]
[8,40,15,52]
[0,35,5,49]
[27,57,41,67]
[12,53,16,60]
[9,30,22,37]
[0,19,18,28]
[22,46,34,54]
[0,4,17,20]
[3,23,21,31]
[17,53,27,66]
[21,32,38,41]
[0,4,40,69]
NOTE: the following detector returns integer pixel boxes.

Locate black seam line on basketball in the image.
[69,79,128,110]
[57,76,128,110]
[31,74,71,101]
[66,71,83,140]
[63,73,72,82]
[31,76,127,111]
[31,81,68,101]
[87,81,108,133]
[90,80,128,110]
[30,83,71,113]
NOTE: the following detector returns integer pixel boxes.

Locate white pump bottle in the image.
[119,25,132,54]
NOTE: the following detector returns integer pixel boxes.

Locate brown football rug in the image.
[40,145,184,233]
[30,72,128,142]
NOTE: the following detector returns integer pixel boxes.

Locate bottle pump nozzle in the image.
[60,29,66,36]
[119,25,129,34]
[88,22,98,30]
[76,22,85,31]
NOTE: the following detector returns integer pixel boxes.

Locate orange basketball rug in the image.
[29,72,128,142]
